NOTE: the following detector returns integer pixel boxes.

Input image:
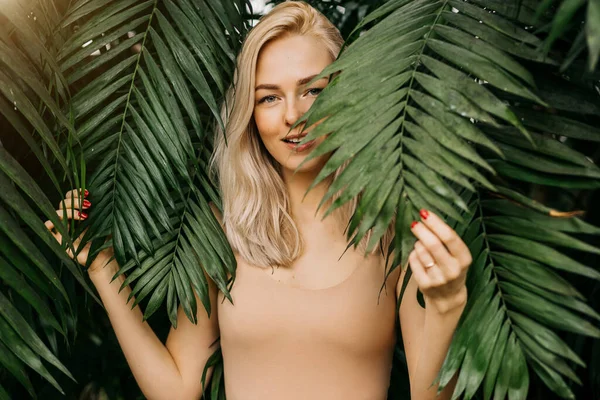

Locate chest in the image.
[217,241,399,354]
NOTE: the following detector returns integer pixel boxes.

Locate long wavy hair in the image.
[211,1,393,267]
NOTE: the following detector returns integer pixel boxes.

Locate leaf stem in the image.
[108,0,158,250]
[397,1,448,192]
[476,190,512,327]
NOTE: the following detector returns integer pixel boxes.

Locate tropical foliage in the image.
[0,0,599,399]
[0,0,248,397]
[296,1,600,399]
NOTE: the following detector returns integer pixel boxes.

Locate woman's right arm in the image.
[90,260,219,400]
[48,190,220,400]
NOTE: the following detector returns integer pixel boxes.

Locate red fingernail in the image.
[84,189,89,198]
[78,211,88,220]
[83,200,91,207]
[420,209,429,220]
[411,221,418,229]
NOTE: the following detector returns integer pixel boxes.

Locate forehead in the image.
[256,35,334,85]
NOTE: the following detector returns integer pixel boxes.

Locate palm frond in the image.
[538,0,600,71]
[113,178,235,324]
[301,0,600,398]
[301,0,544,262]
[62,0,247,326]
[469,0,551,26]
[200,346,226,400]
[0,0,101,394]
[436,190,600,400]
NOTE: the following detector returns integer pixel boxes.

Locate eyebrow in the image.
[255,74,326,91]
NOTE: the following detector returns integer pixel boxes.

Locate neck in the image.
[281,167,331,224]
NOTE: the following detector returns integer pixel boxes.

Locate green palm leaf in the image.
[1,0,599,398]
[538,0,600,70]
[300,0,542,265]
[0,0,99,394]
[300,0,600,398]
[62,0,246,331]
[436,192,600,400]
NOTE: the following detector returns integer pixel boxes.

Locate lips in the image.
[281,134,316,152]
[281,133,308,143]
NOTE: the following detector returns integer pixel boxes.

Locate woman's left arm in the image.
[396,209,473,400]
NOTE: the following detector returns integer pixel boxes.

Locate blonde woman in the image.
[47,2,472,399]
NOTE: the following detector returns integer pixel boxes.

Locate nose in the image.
[284,99,302,127]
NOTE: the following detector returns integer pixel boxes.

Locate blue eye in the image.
[258,95,277,104]
[307,88,323,96]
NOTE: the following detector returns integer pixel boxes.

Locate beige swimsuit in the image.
[218,257,400,400]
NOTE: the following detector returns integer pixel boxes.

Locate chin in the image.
[280,152,330,175]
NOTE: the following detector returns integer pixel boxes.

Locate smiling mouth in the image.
[281,133,307,144]
[282,137,305,144]
[282,134,316,152]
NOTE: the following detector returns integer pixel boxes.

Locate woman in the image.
[47,2,472,399]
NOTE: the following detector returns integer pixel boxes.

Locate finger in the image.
[58,197,91,211]
[408,249,431,289]
[56,208,88,222]
[55,228,89,263]
[52,231,63,244]
[45,209,87,233]
[415,238,462,283]
[74,227,91,245]
[414,240,436,269]
[51,230,87,264]
[413,242,446,283]
[64,188,89,201]
[419,209,472,267]
[411,220,453,267]
[425,262,449,287]
[44,219,56,232]
[46,222,66,245]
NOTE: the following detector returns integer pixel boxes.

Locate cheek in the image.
[254,108,280,141]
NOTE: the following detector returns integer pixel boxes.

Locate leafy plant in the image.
[0,0,599,399]
[61,0,247,327]
[537,0,600,70]
[295,0,600,398]
[0,0,98,397]
[0,0,248,397]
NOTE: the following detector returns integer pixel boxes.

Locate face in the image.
[253,34,334,175]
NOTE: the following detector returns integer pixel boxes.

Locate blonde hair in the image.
[212,1,393,267]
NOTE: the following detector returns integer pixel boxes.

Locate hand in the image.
[409,209,472,314]
[45,189,113,274]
